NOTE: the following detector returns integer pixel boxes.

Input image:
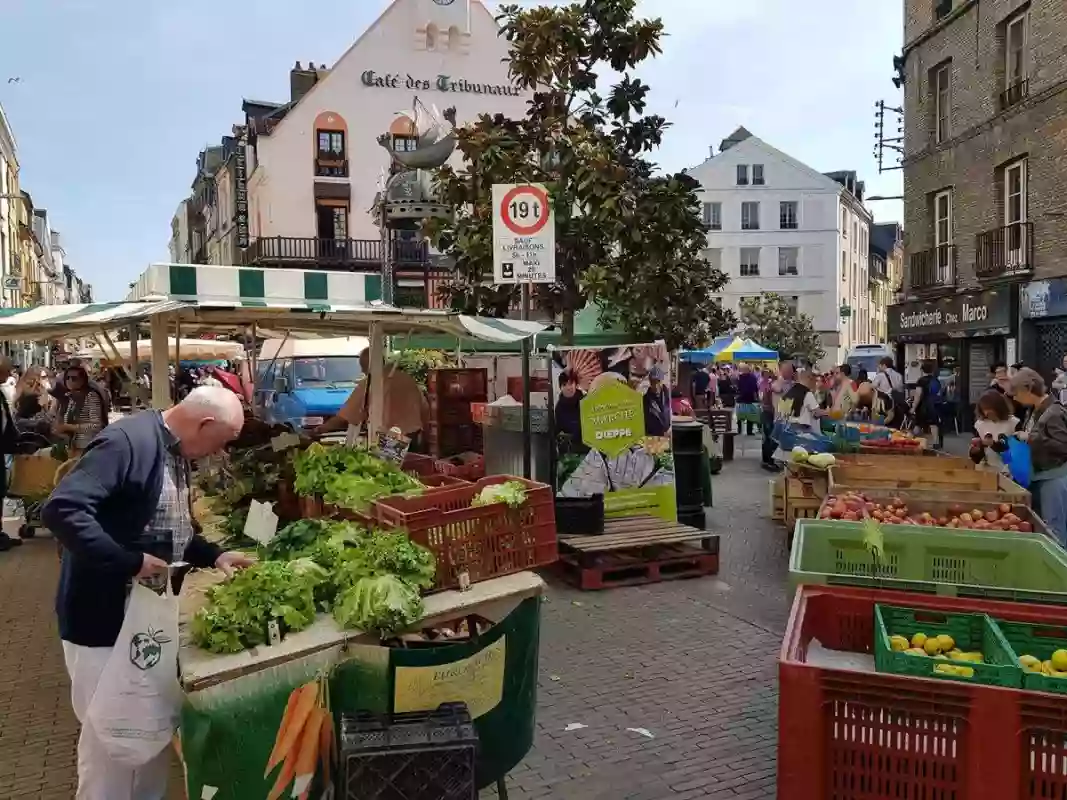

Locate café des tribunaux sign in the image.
[361,70,522,96]
[888,290,1015,340]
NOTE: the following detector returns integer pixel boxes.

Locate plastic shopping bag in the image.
[87,581,183,766]
[1002,435,1032,488]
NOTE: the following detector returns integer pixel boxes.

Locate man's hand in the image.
[136,553,170,579]
[216,551,257,578]
[1016,430,1030,442]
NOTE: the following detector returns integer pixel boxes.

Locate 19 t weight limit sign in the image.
[492,183,556,284]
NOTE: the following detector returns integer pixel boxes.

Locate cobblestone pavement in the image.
[0,440,793,800]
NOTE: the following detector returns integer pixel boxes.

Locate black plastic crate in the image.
[555,495,605,535]
[340,702,478,800]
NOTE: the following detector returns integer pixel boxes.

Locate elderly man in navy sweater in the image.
[43,386,253,800]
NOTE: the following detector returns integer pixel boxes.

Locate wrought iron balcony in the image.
[241,237,429,269]
[976,221,1033,280]
[999,79,1029,112]
[908,245,956,292]
[314,153,348,178]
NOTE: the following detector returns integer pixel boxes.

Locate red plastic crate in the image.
[401,452,437,478]
[433,452,486,482]
[780,585,1067,800]
[419,473,471,489]
[426,368,488,400]
[373,475,558,592]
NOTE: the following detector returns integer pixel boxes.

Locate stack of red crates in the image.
[424,368,487,458]
[779,584,1067,800]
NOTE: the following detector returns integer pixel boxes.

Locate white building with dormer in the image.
[687,128,875,368]
[169,0,532,305]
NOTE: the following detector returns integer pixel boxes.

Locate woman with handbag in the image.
[1008,368,1067,545]
[52,365,109,456]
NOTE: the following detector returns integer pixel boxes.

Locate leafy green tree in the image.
[426,0,734,349]
[739,292,825,365]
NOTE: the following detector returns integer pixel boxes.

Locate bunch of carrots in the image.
[265,676,336,800]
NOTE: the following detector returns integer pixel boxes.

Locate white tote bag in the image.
[87,581,183,766]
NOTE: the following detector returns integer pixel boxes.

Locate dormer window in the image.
[314,113,347,177]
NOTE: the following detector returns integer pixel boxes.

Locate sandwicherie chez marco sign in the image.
[898,302,989,330]
[888,291,1015,339]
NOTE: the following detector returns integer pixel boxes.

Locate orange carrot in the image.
[318,711,334,785]
[266,749,297,800]
[265,685,301,774]
[293,706,324,785]
[264,681,317,777]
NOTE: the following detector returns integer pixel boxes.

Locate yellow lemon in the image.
[934,663,974,678]
[1019,654,1041,670]
[911,632,928,649]
[904,648,927,656]
[1042,660,1055,676]
[948,649,964,660]
[934,654,948,660]
[936,634,956,651]
[1051,649,1067,672]
[923,637,943,656]
[889,635,909,652]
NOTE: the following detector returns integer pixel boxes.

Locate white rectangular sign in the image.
[491,183,556,284]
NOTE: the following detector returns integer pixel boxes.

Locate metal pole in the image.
[521,283,532,479]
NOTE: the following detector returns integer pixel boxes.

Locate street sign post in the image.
[491,183,556,284]
[492,183,555,480]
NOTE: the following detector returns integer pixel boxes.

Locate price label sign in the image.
[491,183,556,284]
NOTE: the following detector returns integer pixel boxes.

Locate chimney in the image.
[708,145,715,158]
[290,61,319,103]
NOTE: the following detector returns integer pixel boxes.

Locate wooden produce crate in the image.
[769,476,785,522]
[374,475,558,592]
[829,460,1029,506]
[785,476,822,533]
[818,489,1049,536]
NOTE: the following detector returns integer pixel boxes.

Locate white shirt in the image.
[873,369,903,395]
[791,391,821,428]
[975,416,1019,472]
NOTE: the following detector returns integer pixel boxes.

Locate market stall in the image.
[0,262,557,799]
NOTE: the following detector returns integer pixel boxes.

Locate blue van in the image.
[254,337,368,431]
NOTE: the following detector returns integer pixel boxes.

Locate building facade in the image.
[869,222,904,345]
[168,0,531,306]
[687,128,876,367]
[0,103,24,311]
[893,0,1067,402]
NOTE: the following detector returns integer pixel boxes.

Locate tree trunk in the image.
[561,308,575,346]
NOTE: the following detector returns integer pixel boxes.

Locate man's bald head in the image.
[163,386,244,459]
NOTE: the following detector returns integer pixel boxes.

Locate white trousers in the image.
[62,641,171,800]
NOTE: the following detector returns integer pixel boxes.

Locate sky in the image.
[0,0,903,302]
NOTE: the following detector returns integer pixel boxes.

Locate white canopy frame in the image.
[0,300,546,440]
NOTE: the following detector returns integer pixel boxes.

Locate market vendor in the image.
[313,347,429,450]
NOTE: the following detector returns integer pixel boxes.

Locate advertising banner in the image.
[550,342,676,522]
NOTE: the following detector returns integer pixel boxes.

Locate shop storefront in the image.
[888,287,1017,427]
[1020,279,1067,381]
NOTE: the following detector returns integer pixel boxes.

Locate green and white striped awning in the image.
[0,264,546,343]
[129,263,381,310]
[0,302,545,345]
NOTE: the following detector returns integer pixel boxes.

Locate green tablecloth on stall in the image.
[180,587,541,797]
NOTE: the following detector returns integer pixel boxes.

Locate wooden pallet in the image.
[558,516,719,590]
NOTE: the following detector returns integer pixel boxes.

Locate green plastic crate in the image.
[874,604,1022,687]
[994,618,1067,694]
[790,520,1067,604]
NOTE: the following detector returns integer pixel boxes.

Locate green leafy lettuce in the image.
[294,443,423,509]
[190,559,328,654]
[471,480,528,509]
[332,575,424,635]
